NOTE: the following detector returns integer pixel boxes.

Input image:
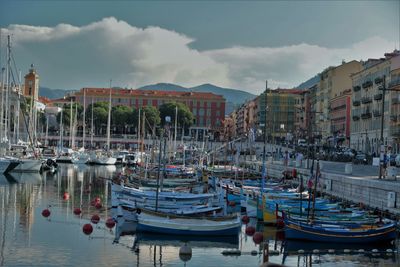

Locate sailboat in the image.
[90,85,116,165]
[72,88,89,164]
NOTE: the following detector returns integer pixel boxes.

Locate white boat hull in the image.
[11,159,43,173]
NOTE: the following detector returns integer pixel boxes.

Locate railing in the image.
[361,97,372,104]
[362,80,373,89]
[374,93,383,101]
[361,112,372,119]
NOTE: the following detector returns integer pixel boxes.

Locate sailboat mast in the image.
[106,80,112,151]
[174,105,177,152]
[69,96,73,147]
[90,96,94,148]
[0,68,4,145]
[137,108,141,152]
[82,88,86,149]
[5,35,10,146]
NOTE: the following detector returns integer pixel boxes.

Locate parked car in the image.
[353,153,368,165]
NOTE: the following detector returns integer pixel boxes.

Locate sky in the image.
[0,0,399,94]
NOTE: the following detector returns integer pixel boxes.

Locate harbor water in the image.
[0,164,399,267]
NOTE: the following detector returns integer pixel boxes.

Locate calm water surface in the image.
[0,164,399,267]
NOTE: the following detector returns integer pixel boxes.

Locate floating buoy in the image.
[245,226,256,236]
[228,201,236,207]
[241,215,250,224]
[91,214,100,224]
[63,192,70,200]
[221,249,241,256]
[344,249,351,253]
[298,249,305,254]
[386,249,393,253]
[328,249,335,254]
[357,249,365,253]
[82,223,93,235]
[73,208,82,216]
[371,249,379,253]
[41,209,51,218]
[95,203,102,210]
[105,218,116,229]
[250,250,258,256]
[252,232,263,244]
[179,244,192,262]
[313,249,320,254]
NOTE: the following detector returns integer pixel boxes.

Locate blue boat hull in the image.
[285,220,397,243]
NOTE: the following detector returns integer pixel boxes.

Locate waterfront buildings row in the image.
[226,50,400,154]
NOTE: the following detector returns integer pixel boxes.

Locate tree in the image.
[86,102,108,134]
[141,106,161,135]
[159,102,194,127]
[159,102,194,134]
[111,105,132,134]
[56,102,83,128]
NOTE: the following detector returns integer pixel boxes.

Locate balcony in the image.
[374,77,383,84]
[373,110,381,117]
[352,115,360,121]
[390,115,398,122]
[361,96,372,104]
[362,80,373,89]
[353,85,361,92]
[389,77,400,88]
[361,112,372,119]
[352,100,360,106]
[374,93,383,101]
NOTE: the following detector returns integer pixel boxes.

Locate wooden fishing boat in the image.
[136,209,241,236]
[284,217,397,243]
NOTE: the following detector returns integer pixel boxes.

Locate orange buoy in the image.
[253,232,263,244]
[245,226,256,236]
[82,223,93,235]
[105,218,116,229]
[91,214,100,224]
[73,208,82,215]
[42,209,51,218]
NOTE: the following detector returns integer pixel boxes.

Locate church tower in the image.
[24,64,39,101]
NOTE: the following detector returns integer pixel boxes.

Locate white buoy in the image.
[179,244,192,262]
[371,249,379,253]
[386,249,393,254]
[357,249,365,253]
[298,249,305,254]
[343,249,351,253]
[328,249,335,254]
[312,249,319,254]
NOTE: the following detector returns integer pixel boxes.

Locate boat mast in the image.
[82,88,86,149]
[106,80,112,151]
[137,107,141,152]
[90,96,94,148]
[69,96,73,148]
[174,105,177,152]
[5,35,10,147]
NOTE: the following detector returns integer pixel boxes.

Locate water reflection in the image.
[0,164,399,267]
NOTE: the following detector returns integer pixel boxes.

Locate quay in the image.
[243,158,400,216]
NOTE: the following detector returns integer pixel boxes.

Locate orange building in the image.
[73,88,226,140]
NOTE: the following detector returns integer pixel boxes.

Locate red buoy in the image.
[63,192,70,200]
[253,232,263,244]
[241,215,250,224]
[228,201,236,207]
[91,214,100,224]
[95,203,102,209]
[73,208,82,216]
[42,209,51,218]
[245,226,256,236]
[82,223,93,235]
[105,218,116,229]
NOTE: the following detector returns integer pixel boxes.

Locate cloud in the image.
[0,17,396,94]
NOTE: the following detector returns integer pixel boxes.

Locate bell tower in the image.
[24,64,39,101]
